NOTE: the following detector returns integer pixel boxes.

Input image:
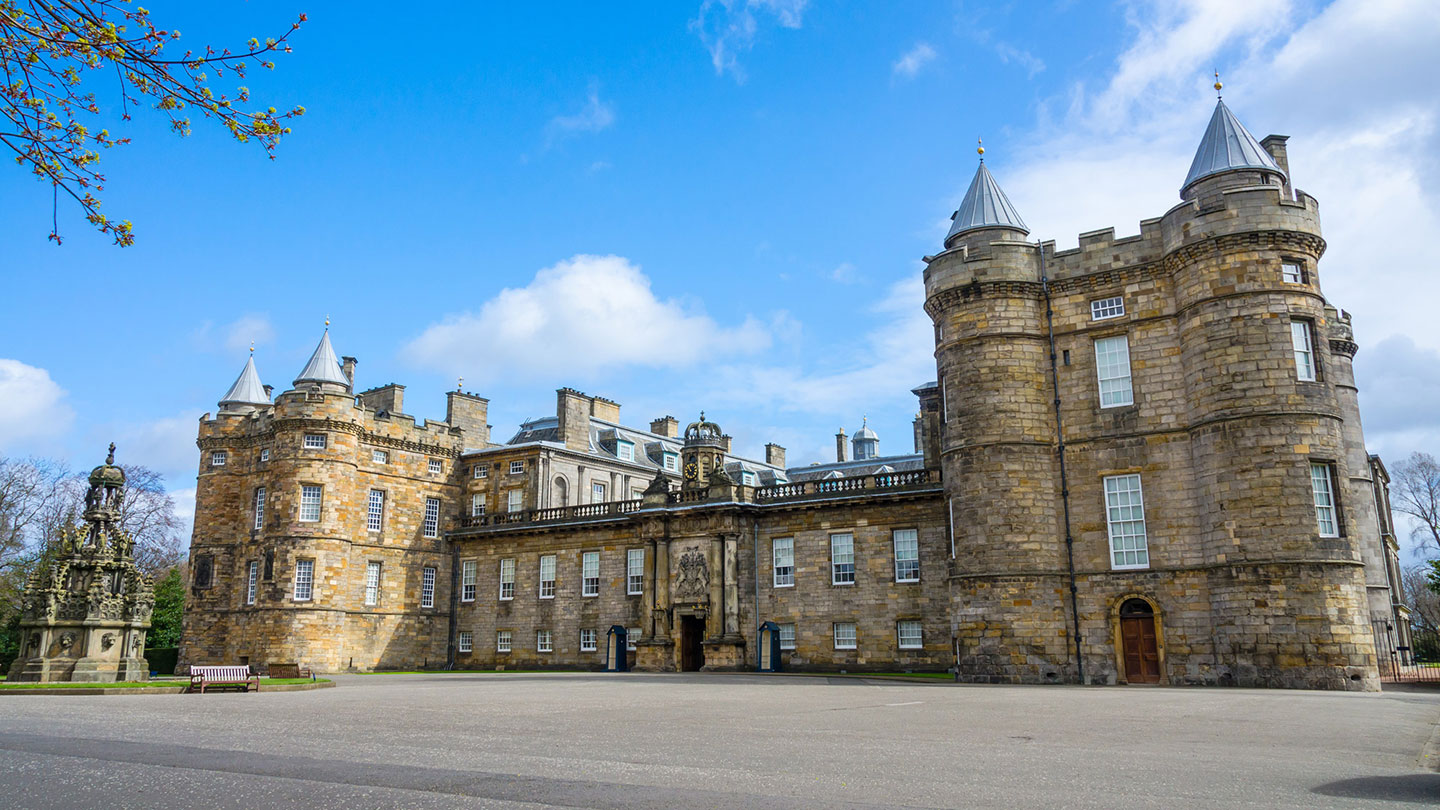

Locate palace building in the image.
[180,95,1409,689]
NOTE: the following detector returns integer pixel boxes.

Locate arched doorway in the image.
[1119,598,1161,684]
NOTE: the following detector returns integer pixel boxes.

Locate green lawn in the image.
[0,677,328,689]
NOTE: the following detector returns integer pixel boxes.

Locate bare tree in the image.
[1390,452,1440,554]
[0,456,72,576]
[1401,563,1440,635]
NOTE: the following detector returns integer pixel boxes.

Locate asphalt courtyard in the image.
[1,673,1438,809]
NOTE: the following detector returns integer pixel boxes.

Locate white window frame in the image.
[299,485,322,523]
[741,471,756,486]
[830,533,855,585]
[423,497,440,538]
[246,560,258,605]
[626,549,644,595]
[1281,261,1305,284]
[506,490,523,513]
[458,631,473,653]
[372,449,389,464]
[627,627,639,651]
[210,450,227,467]
[474,464,488,479]
[366,489,384,532]
[509,460,525,475]
[580,628,597,652]
[421,567,436,609]
[1291,319,1317,382]
[253,487,266,531]
[772,538,794,587]
[663,452,678,472]
[260,448,270,463]
[833,622,857,650]
[582,551,600,597]
[1104,474,1150,570]
[779,623,796,650]
[893,528,920,583]
[1095,335,1134,408]
[536,630,553,653]
[471,493,486,517]
[364,560,381,606]
[303,433,326,449]
[428,458,443,475]
[1312,462,1339,537]
[539,555,556,599]
[897,620,923,650]
[617,440,634,461]
[1091,296,1125,320]
[460,559,476,602]
[293,559,314,602]
[499,558,515,600]
[592,481,607,503]
[496,630,512,653]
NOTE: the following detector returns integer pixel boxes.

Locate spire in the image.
[219,354,272,409]
[293,328,349,387]
[945,148,1029,245]
[1181,98,1284,196]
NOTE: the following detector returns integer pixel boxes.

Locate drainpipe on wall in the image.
[446,544,459,670]
[1041,240,1085,684]
[754,517,760,671]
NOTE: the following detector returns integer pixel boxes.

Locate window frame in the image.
[830,532,856,586]
[897,620,923,650]
[893,528,920,583]
[580,628,597,652]
[471,493,486,517]
[260,448,270,463]
[303,433,326,449]
[473,464,488,479]
[1090,296,1125,321]
[366,489,385,533]
[460,559,477,602]
[627,627,639,651]
[509,460,525,475]
[663,452,679,472]
[420,566,436,609]
[496,630,512,653]
[364,560,381,606]
[210,450,227,467]
[253,487,266,531]
[246,560,258,606]
[539,555,556,599]
[372,449,389,465]
[1311,461,1340,538]
[582,551,600,597]
[428,458,443,475]
[772,537,795,588]
[457,631,473,653]
[1094,334,1134,408]
[293,559,314,602]
[1104,474,1150,570]
[1281,259,1306,284]
[423,497,441,538]
[779,623,796,650]
[626,548,644,595]
[592,481,607,504]
[1291,319,1318,382]
[536,629,553,653]
[299,485,323,523]
[499,558,515,600]
[506,489,523,513]
[833,622,857,650]
[616,440,634,462]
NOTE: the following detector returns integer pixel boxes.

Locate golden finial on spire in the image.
[977,137,985,159]
[249,341,255,355]
[1213,70,1223,97]
[324,314,330,328]
[457,376,464,391]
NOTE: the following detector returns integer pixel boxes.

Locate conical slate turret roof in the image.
[294,329,349,387]
[946,161,1028,244]
[219,355,272,408]
[1182,99,1283,194]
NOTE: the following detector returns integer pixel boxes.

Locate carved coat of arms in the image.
[676,550,709,600]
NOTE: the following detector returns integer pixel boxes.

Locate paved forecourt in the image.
[0,673,1436,809]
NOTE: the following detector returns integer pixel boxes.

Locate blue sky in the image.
[3,1,1439,558]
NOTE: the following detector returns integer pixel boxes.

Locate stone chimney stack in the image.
[359,383,404,415]
[340,356,358,393]
[913,414,923,454]
[765,443,786,469]
[649,416,679,438]
[446,390,490,446]
[835,429,848,463]
[911,382,941,471]
[262,385,274,399]
[557,388,592,452]
[1260,134,1291,198]
[590,395,621,424]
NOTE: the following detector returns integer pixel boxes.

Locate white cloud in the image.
[404,254,772,383]
[112,413,201,483]
[691,0,809,82]
[223,314,275,355]
[993,42,1044,77]
[829,262,862,284]
[545,84,616,145]
[0,359,73,451]
[893,42,937,79]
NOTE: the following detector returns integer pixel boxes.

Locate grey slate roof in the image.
[293,330,349,387]
[496,416,785,482]
[1182,100,1283,193]
[787,453,925,482]
[945,161,1028,244]
[218,355,271,408]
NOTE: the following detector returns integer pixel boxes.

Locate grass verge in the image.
[0,677,329,689]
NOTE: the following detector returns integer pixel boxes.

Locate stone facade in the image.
[181,99,1400,689]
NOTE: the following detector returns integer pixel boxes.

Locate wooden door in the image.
[1121,615,1160,684]
[680,616,705,672]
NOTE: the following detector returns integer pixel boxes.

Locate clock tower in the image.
[681,412,727,490]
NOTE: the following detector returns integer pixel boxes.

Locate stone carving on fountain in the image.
[7,444,155,683]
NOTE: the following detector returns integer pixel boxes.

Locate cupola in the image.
[852,417,879,461]
[944,140,1029,249]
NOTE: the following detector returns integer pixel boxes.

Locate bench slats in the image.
[189,665,259,694]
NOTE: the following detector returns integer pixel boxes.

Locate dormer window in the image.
[616,440,635,462]
[1091,296,1125,320]
[663,452,678,472]
[741,471,756,486]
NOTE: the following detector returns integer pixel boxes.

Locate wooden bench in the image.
[266,662,313,680]
[189,665,259,693]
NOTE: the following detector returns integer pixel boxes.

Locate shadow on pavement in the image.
[1312,774,1440,804]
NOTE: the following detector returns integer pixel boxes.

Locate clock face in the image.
[684,462,699,481]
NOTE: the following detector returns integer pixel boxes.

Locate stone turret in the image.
[8,445,154,683]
